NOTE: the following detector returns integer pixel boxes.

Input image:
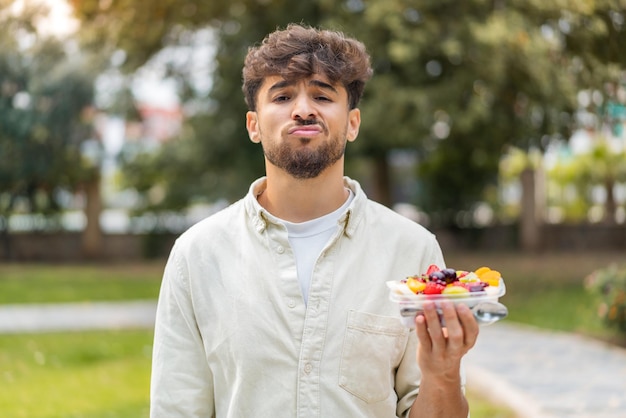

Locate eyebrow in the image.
[268,79,339,94]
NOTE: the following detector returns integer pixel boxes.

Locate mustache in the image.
[297,118,318,126]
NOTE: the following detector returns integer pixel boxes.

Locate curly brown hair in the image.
[242,24,373,111]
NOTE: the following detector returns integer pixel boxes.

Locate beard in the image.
[262,126,347,179]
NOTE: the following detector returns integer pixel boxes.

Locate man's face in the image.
[246,74,360,179]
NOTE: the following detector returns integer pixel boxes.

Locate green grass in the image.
[0,262,164,304]
[467,388,518,418]
[0,263,160,417]
[0,330,153,418]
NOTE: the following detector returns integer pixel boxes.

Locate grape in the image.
[441,268,457,284]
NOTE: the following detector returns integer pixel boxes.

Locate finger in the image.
[414,312,432,352]
[457,303,479,348]
[440,300,460,329]
[439,301,463,347]
[422,301,446,350]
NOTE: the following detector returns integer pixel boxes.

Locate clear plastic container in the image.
[387,279,507,328]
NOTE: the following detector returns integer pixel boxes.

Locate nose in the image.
[291,93,317,121]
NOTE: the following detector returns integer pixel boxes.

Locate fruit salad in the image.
[387,264,507,328]
[402,264,503,297]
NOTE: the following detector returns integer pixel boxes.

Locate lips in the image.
[287,125,323,137]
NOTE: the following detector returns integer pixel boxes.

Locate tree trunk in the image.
[520,166,543,252]
[371,153,392,207]
[82,177,103,259]
[604,178,616,224]
[0,216,10,260]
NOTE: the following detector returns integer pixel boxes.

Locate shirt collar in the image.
[243,176,366,237]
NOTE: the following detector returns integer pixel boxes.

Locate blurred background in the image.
[1,0,625,260]
[0,0,625,417]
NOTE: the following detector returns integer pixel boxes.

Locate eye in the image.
[272,95,290,103]
[315,95,332,102]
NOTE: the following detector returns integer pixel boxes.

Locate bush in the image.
[585,264,626,332]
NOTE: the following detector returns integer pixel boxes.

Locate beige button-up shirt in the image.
[150,177,447,417]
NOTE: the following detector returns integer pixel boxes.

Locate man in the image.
[150,23,479,417]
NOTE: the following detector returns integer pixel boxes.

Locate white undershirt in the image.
[282,189,354,304]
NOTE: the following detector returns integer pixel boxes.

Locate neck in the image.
[258,163,348,222]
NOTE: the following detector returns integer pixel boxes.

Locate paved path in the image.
[1,302,625,417]
[466,322,626,418]
[0,301,156,333]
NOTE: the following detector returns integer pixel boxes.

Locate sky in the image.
[11,0,80,38]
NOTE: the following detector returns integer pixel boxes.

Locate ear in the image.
[246,111,260,143]
[346,108,361,142]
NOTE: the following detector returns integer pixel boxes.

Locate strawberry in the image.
[423,282,446,295]
[426,264,441,275]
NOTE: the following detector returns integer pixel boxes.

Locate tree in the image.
[71,0,626,227]
[0,1,98,258]
[330,3,585,217]
[550,138,626,224]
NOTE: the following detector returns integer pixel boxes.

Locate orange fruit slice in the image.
[480,270,501,286]
[406,277,426,293]
[474,266,492,277]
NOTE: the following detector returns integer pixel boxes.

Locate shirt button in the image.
[276,245,285,254]
[287,299,296,308]
[304,363,313,374]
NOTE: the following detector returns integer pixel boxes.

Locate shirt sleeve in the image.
[150,243,215,417]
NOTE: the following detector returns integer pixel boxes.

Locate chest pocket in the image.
[339,310,409,403]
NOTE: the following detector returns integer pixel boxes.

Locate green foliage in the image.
[585,264,626,333]
[70,0,231,71]
[0,2,96,221]
[583,140,626,183]
[119,109,265,210]
[72,0,626,221]
[325,1,585,217]
[546,137,626,222]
